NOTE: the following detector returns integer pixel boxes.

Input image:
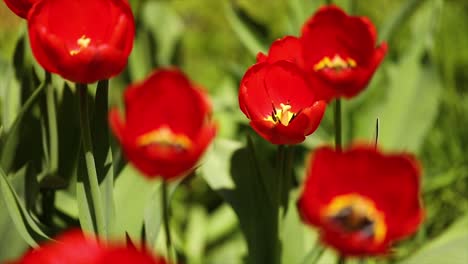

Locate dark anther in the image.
[271,103,277,115]
[271,111,277,122]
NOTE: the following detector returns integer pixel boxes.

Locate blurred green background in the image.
[0,0,467,263]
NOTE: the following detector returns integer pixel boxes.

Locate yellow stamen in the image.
[322,193,387,243]
[313,55,357,71]
[137,126,192,151]
[70,35,91,56]
[264,103,296,126]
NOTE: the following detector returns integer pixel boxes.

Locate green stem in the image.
[44,71,58,174]
[326,0,332,5]
[277,145,286,206]
[334,99,342,152]
[162,180,174,262]
[283,146,294,206]
[40,189,55,227]
[77,84,106,236]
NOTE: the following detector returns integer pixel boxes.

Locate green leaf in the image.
[144,178,181,250]
[76,151,97,235]
[128,29,154,81]
[142,1,184,66]
[113,165,160,241]
[0,167,50,247]
[93,80,115,238]
[281,190,318,264]
[0,195,28,261]
[401,214,468,264]
[0,81,44,173]
[184,205,208,264]
[201,138,280,264]
[224,1,267,58]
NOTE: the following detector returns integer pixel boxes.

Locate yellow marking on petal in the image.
[70,35,91,56]
[322,193,387,243]
[264,103,296,126]
[137,126,192,151]
[313,55,357,71]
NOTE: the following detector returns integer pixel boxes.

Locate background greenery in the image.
[0,0,467,263]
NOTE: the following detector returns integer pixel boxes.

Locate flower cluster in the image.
[239,5,387,145]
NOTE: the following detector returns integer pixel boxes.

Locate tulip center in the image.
[137,126,192,152]
[70,35,91,56]
[264,103,297,126]
[314,55,357,71]
[322,194,386,243]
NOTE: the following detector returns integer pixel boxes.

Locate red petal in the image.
[262,36,304,67]
[263,61,317,111]
[238,63,273,120]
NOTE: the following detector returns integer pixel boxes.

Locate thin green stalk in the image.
[44,71,58,174]
[334,99,342,152]
[326,0,332,5]
[162,180,175,262]
[77,84,106,236]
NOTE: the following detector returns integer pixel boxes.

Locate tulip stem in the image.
[334,99,342,152]
[326,0,332,5]
[78,84,106,236]
[45,71,58,174]
[162,180,175,262]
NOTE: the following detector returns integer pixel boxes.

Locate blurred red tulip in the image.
[301,5,387,100]
[109,69,216,179]
[27,0,135,83]
[298,145,424,256]
[3,0,37,18]
[9,230,168,264]
[239,61,326,145]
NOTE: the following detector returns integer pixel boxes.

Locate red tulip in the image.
[109,69,216,179]
[27,0,135,83]
[239,60,326,145]
[3,0,37,18]
[297,145,424,256]
[300,5,387,100]
[10,230,168,264]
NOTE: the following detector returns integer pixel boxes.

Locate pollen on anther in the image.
[70,35,91,56]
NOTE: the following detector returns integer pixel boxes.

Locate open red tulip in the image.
[300,5,388,100]
[297,145,424,256]
[3,0,37,18]
[239,60,326,145]
[9,230,168,264]
[109,69,216,179]
[28,0,135,83]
